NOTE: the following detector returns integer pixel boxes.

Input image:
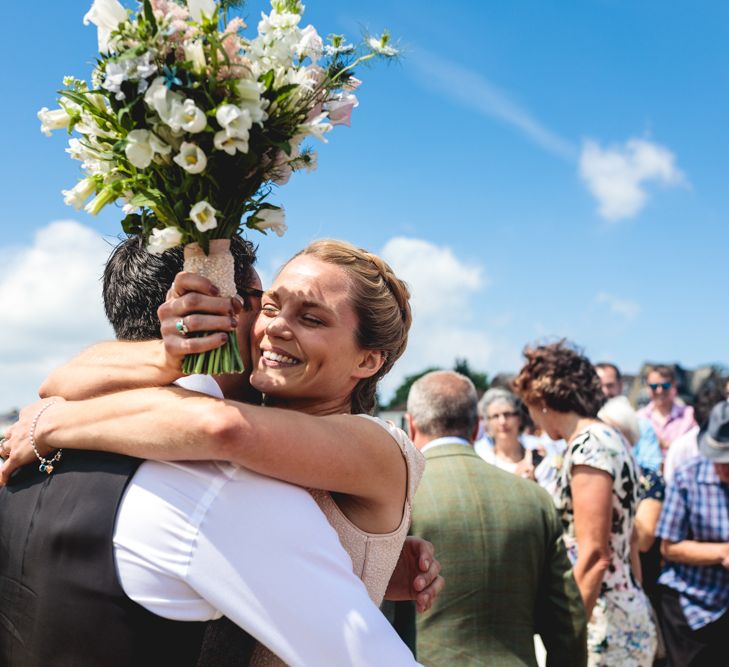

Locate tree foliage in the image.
[383,358,489,409]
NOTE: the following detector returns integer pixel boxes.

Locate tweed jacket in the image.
[410,441,587,667]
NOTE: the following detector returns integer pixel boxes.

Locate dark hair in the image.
[407,371,478,441]
[103,235,256,342]
[513,340,606,418]
[645,364,675,383]
[292,239,411,415]
[694,379,726,428]
[594,362,622,382]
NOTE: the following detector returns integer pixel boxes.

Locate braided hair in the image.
[291,239,412,414]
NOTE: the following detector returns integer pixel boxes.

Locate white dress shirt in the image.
[113,375,420,666]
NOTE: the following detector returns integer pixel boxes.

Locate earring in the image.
[541,407,547,414]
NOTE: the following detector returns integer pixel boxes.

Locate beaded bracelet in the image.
[29,401,62,475]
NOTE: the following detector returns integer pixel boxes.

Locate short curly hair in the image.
[513,340,605,418]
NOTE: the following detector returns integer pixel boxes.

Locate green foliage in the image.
[384,367,442,409]
[453,358,489,391]
[384,359,489,409]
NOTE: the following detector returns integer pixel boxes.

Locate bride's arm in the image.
[40,274,238,400]
[39,340,179,400]
[1,389,406,506]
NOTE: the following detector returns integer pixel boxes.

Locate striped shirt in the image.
[656,457,729,629]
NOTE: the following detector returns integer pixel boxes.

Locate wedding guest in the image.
[594,362,662,472]
[638,365,696,454]
[0,238,435,667]
[655,401,729,666]
[475,387,535,479]
[598,396,666,603]
[664,380,726,485]
[514,341,656,666]
[408,371,587,667]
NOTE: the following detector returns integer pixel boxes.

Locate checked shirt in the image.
[656,456,729,629]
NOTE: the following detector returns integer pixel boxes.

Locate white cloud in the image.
[596,291,641,320]
[0,220,114,409]
[579,138,686,221]
[381,237,485,319]
[410,49,577,160]
[410,50,686,222]
[379,237,519,402]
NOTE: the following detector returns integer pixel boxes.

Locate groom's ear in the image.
[353,350,384,380]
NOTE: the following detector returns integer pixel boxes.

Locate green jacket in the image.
[411,441,587,667]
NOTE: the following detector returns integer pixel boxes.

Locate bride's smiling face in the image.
[249,255,381,414]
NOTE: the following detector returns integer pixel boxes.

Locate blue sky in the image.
[1,0,728,409]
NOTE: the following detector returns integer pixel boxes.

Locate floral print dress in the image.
[552,423,656,666]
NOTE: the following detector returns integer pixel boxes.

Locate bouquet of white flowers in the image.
[39,0,398,374]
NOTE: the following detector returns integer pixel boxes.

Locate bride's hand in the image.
[384,536,445,612]
[0,397,65,486]
[158,271,241,364]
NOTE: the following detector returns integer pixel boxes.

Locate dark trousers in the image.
[658,585,729,667]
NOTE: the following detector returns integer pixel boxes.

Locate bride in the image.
[2,239,427,664]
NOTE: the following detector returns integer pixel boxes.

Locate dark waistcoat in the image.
[0,450,206,667]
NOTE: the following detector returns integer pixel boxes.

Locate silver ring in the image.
[175,318,189,336]
[0,436,8,459]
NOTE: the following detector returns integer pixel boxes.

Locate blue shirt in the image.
[656,457,729,629]
[633,418,663,472]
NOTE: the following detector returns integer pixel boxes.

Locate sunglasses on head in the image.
[648,382,672,391]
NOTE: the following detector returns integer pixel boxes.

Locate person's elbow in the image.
[197,402,246,462]
[660,539,678,561]
[582,544,612,576]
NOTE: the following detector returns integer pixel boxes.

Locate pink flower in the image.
[326,93,358,127]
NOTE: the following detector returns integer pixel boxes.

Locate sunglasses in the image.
[238,287,264,311]
[648,382,672,392]
[486,411,520,421]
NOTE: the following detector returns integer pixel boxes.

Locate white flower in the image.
[173,142,207,174]
[184,40,207,73]
[62,178,97,210]
[125,129,156,169]
[147,227,183,254]
[37,107,72,136]
[214,131,249,155]
[101,61,128,100]
[297,25,323,62]
[172,99,207,134]
[189,200,218,232]
[253,207,287,237]
[236,79,269,125]
[149,133,172,157]
[75,111,117,139]
[145,77,183,127]
[216,104,253,139]
[298,113,332,143]
[368,34,399,57]
[83,0,127,53]
[121,191,140,216]
[187,0,216,23]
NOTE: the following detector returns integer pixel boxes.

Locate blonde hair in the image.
[291,239,412,414]
[598,396,640,446]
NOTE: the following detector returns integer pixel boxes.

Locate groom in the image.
[0,236,437,666]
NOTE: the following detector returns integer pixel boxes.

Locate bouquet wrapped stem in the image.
[182,239,244,374]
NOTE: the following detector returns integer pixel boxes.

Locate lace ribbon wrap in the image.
[183,240,237,298]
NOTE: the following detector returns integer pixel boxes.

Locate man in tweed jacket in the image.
[407,371,587,667]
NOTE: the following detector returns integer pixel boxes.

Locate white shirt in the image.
[113,375,419,667]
